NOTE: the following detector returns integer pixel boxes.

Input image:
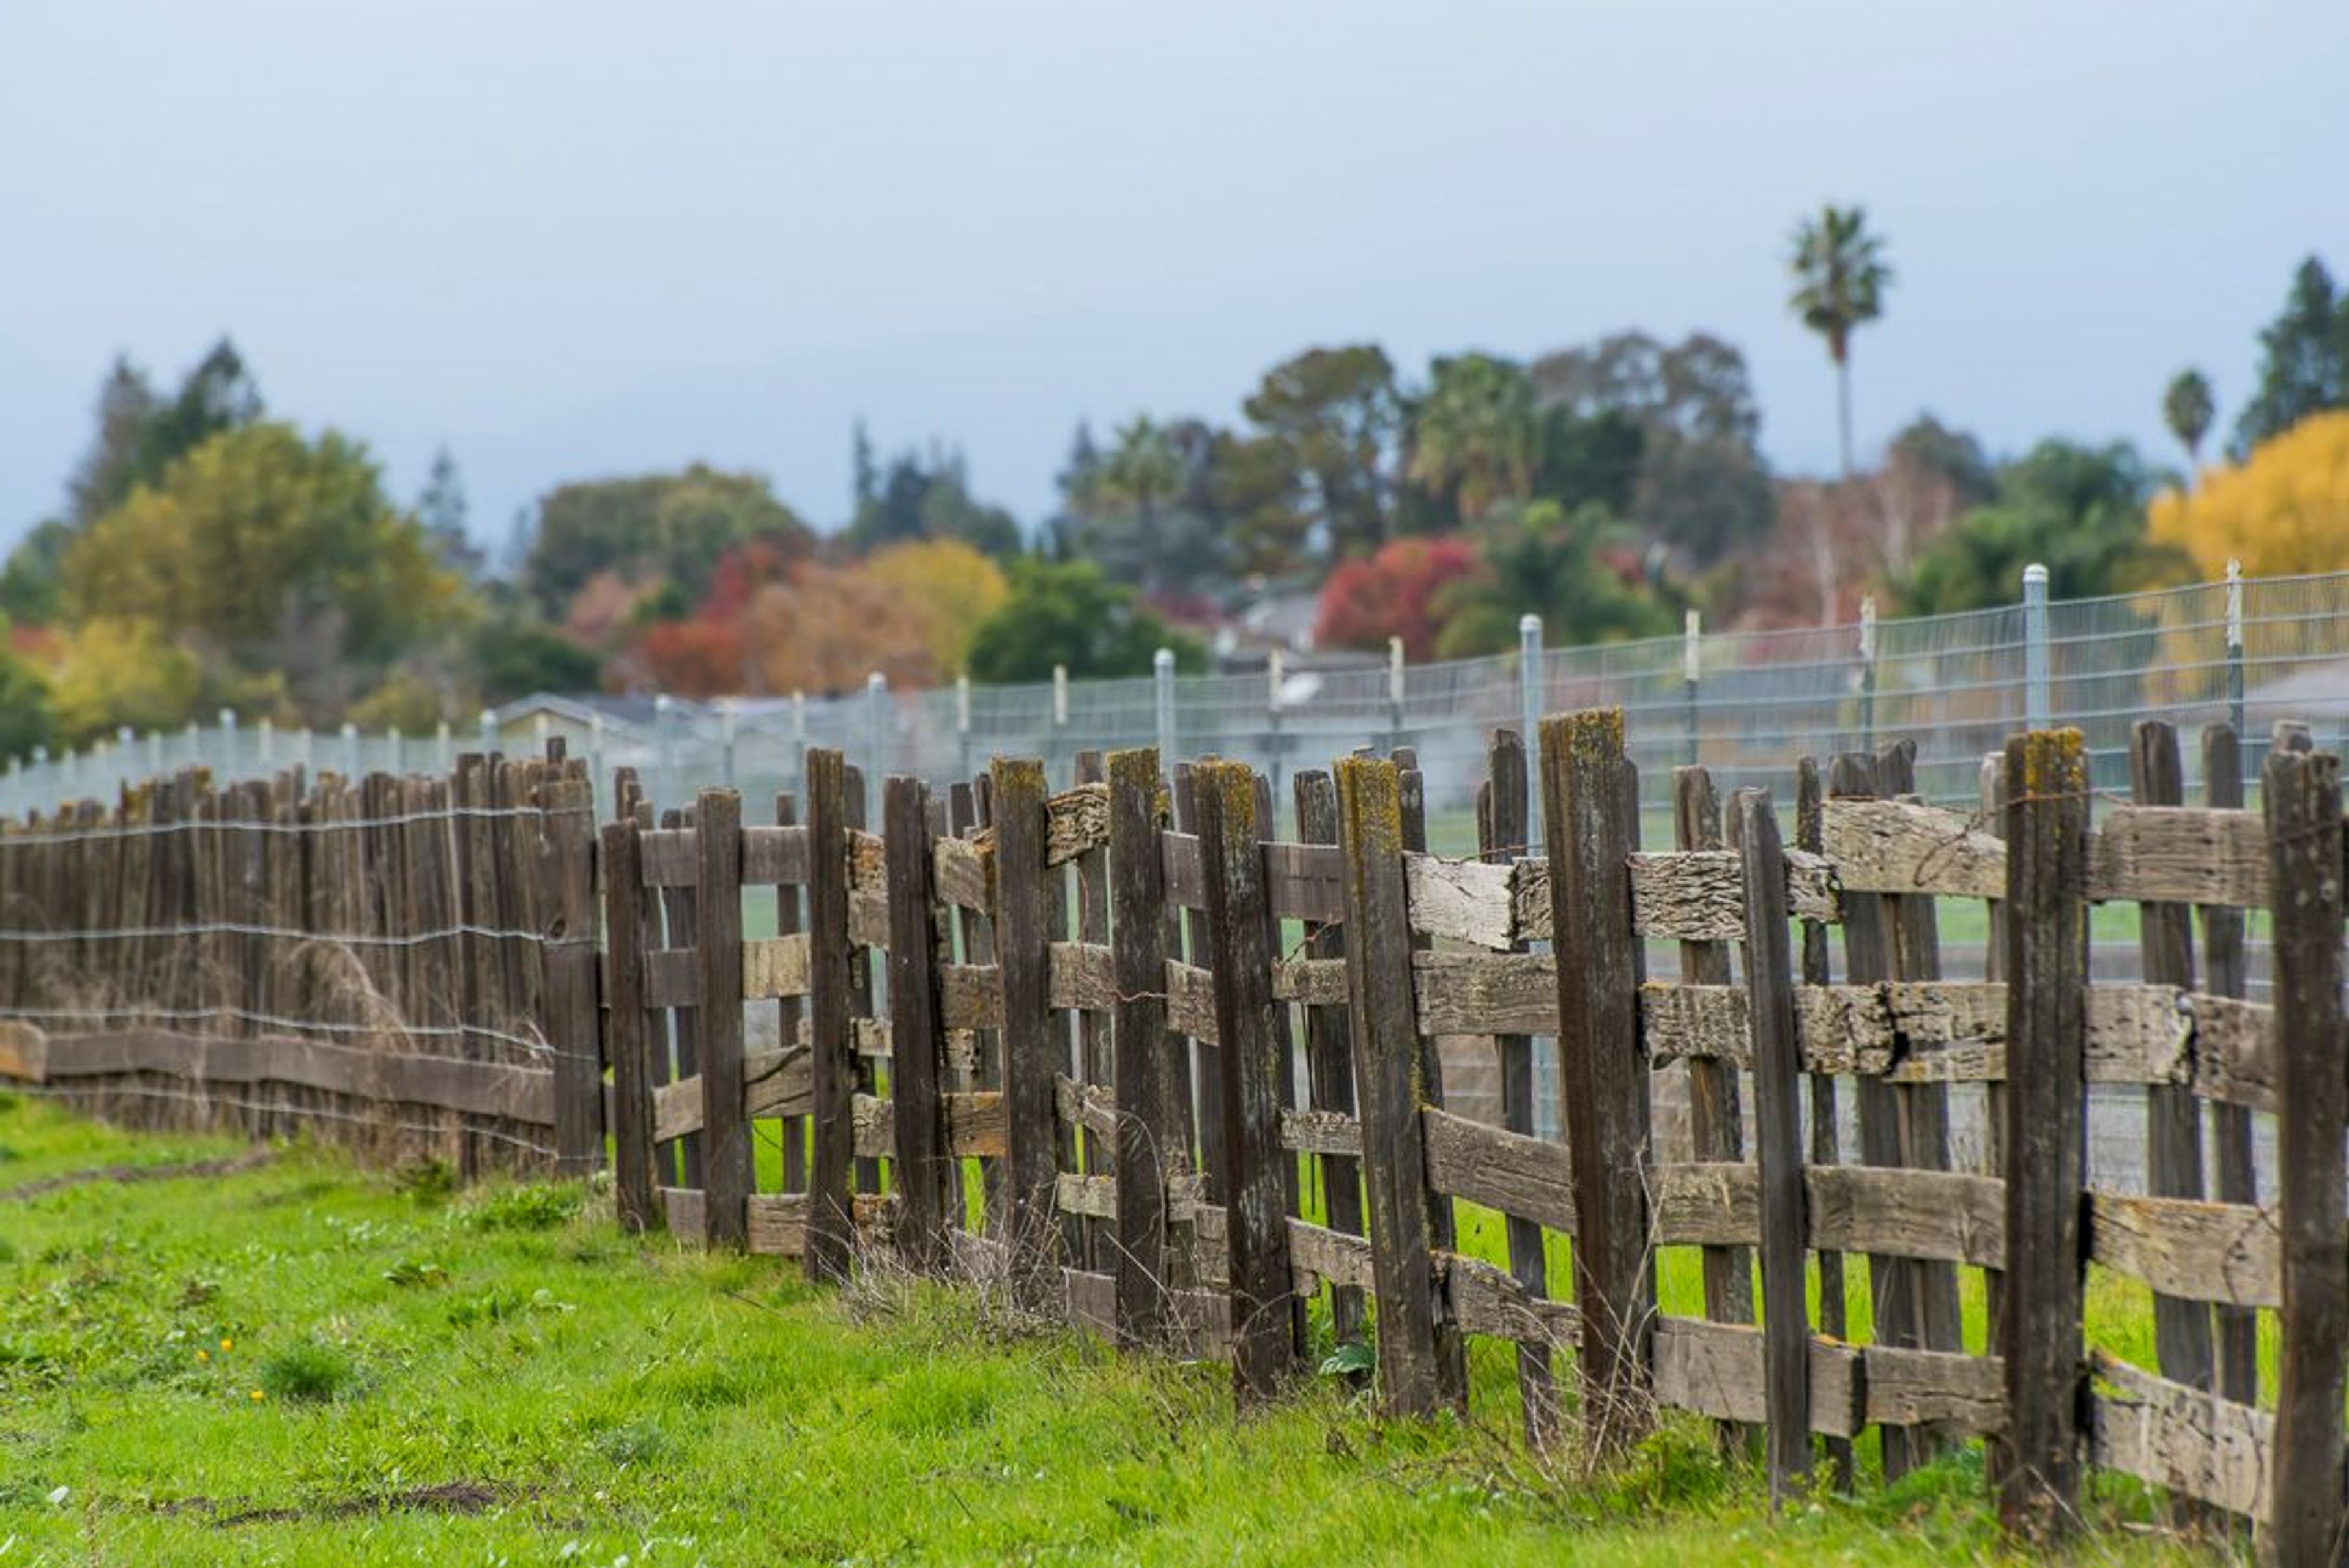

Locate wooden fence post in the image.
[1999,728,2088,1540]
[804,748,857,1284]
[884,774,950,1270]
[2127,719,2219,1531]
[989,756,1059,1296]
[1295,768,1367,1356]
[1732,787,1811,1500]
[2263,744,2347,1566]
[1193,758,1297,1404]
[601,814,655,1230]
[694,788,748,1249]
[540,774,602,1176]
[2199,723,2261,1409]
[1335,753,1462,1415]
[1794,756,1854,1490]
[1107,747,1174,1345]
[1538,707,1652,1451]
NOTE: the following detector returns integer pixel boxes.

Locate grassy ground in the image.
[0,1095,2230,1567]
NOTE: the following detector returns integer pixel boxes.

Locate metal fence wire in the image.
[6,566,2346,846]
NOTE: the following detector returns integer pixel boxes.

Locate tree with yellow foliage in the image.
[863,538,1008,677]
[2149,410,2349,578]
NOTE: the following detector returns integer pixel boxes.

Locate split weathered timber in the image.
[1107,749,1176,1344]
[694,789,749,1249]
[2128,721,2217,1533]
[1679,769,1754,1367]
[1336,754,1462,1415]
[2262,743,2347,1566]
[1796,756,1854,1487]
[1540,708,1651,1451]
[2200,723,2260,1409]
[1294,768,1367,1353]
[601,816,655,1230]
[803,750,857,1284]
[2000,729,2089,1542]
[1193,760,1296,1403]
[884,775,949,1270]
[991,756,1059,1297]
[1734,787,1810,1497]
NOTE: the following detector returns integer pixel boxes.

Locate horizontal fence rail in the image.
[2,700,2346,1555]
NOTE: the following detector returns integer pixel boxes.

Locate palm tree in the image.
[1787,205,1893,479]
[1100,416,1182,590]
[1405,354,1535,522]
[2162,369,2214,468]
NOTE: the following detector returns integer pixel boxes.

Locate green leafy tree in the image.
[470,616,601,702]
[1100,416,1185,591]
[1902,439,2188,613]
[0,623,54,760]
[66,357,162,527]
[1403,354,1537,524]
[1206,431,1310,577]
[417,446,484,580]
[1787,205,1893,478]
[64,423,461,720]
[2162,370,2215,467]
[1531,331,1768,563]
[842,444,1021,560]
[1432,500,1672,658]
[1242,345,1399,561]
[0,520,75,625]
[963,558,1203,684]
[2232,257,2349,455]
[525,466,812,616]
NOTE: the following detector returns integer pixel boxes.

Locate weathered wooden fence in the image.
[3,711,2343,1555]
[0,747,603,1176]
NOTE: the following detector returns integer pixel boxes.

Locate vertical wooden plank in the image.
[1295,768,1368,1357]
[1478,731,1555,1440]
[1335,755,1463,1415]
[1673,767,1756,1343]
[989,756,1059,1295]
[1074,750,1113,1272]
[774,792,806,1194]
[2199,723,2260,1409]
[1539,708,1652,1451]
[1732,787,1811,1498]
[695,788,748,1248]
[885,774,949,1270]
[803,749,857,1283]
[2128,720,2218,1522]
[1793,756,1853,1488]
[844,766,881,1197]
[1998,728,2088,1542]
[540,773,601,1175]
[1827,750,1921,1479]
[2263,743,2346,1567]
[1193,760,1297,1403]
[1172,762,1224,1202]
[1874,739,1962,1392]
[658,805,703,1189]
[1108,747,1175,1344]
[601,816,655,1231]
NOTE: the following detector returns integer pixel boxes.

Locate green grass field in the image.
[0,1094,2232,1566]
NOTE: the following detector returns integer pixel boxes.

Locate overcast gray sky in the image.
[3,1,2343,552]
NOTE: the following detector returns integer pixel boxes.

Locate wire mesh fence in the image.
[6,566,2346,846]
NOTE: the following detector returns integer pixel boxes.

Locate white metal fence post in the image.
[1518,613,1543,853]
[2225,558,2246,739]
[2022,563,2051,731]
[1153,648,1176,764]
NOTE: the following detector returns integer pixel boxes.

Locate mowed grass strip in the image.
[0,1093,2217,1566]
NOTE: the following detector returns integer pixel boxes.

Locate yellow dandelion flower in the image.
[220,1338,233,1352]
[250,1389,265,1402]
[196,1349,210,1362]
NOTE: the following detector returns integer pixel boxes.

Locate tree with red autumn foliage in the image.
[1313,534,1478,660]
